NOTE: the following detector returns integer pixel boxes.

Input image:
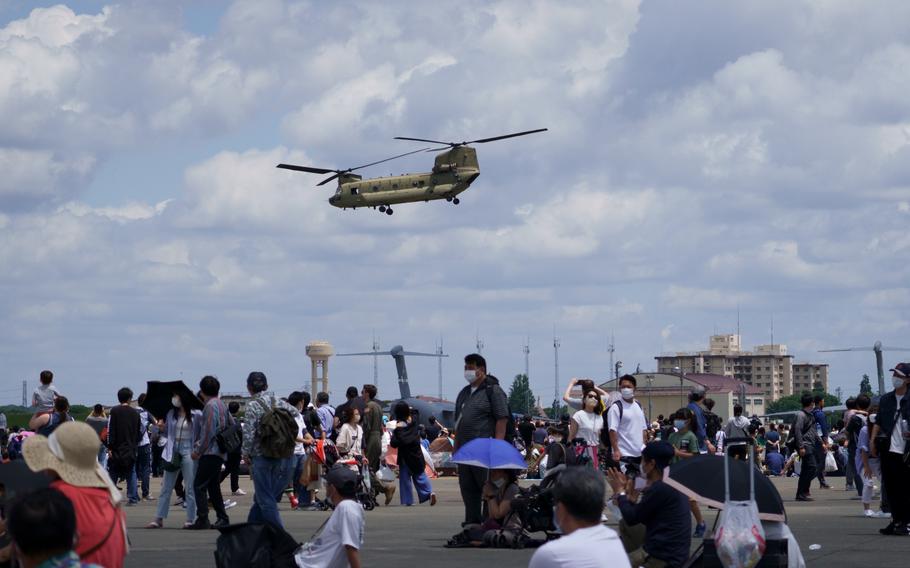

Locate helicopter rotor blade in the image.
[317,173,342,186]
[348,147,431,172]
[393,136,452,145]
[818,347,874,352]
[276,164,336,174]
[467,128,548,145]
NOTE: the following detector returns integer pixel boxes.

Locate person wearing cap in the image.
[870,362,910,536]
[294,465,364,568]
[21,421,128,568]
[529,467,630,568]
[607,441,692,568]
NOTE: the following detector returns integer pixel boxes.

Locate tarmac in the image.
[125,474,910,567]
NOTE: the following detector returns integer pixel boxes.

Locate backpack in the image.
[253,398,298,459]
[484,378,515,445]
[845,413,866,445]
[704,411,723,440]
[599,399,643,451]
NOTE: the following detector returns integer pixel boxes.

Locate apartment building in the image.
[792,363,829,395]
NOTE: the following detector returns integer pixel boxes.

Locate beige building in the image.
[601,372,765,422]
[792,363,829,394]
[655,335,794,401]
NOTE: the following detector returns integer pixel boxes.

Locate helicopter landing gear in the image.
[385,207,394,215]
[452,198,460,205]
[445,197,452,202]
[378,205,386,213]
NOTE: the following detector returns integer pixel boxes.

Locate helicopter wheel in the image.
[378,205,386,213]
[452,198,460,205]
[386,207,394,215]
[445,197,453,202]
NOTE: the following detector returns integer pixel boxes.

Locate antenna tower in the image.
[372,331,380,386]
[608,332,616,380]
[553,331,561,415]
[436,337,445,399]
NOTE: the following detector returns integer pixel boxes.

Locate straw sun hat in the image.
[22,421,120,498]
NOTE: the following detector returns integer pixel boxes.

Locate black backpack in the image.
[785,411,814,453]
[704,411,723,440]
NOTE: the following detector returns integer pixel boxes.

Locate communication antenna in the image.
[22,380,27,407]
[523,336,530,379]
[436,337,445,400]
[475,329,485,354]
[737,304,741,339]
[553,329,561,416]
[608,332,616,381]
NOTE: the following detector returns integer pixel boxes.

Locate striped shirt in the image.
[195,397,230,458]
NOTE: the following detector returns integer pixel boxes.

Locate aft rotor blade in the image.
[468,128,548,144]
[394,136,452,145]
[818,347,874,352]
[276,164,335,174]
[337,352,389,357]
[349,147,431,172]
[317,173,341,186]
[880,347,910,351]
[400,351,448,357]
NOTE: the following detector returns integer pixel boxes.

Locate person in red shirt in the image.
[22,421,128,567]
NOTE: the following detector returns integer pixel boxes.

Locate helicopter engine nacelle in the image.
[432,163,457,174]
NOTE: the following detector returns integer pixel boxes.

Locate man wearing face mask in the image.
[453,353,510,528]
[870,362,910,536]
[107,387,141,505]
[529,467,630,568]
[607,441,691,568]
[607,375,648,476]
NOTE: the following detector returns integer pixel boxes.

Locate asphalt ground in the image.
[125,473,910,567]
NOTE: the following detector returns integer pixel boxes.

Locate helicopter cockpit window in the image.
[372,185,379,191]
[418,180,425,186]
[350,187,358,195]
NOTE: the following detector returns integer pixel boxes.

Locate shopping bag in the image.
[715,500,767,568]
[421,445,437,478]
[214,522,299,568]
[824,450,837,473]
[376,464,396,483]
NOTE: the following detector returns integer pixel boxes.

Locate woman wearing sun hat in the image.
[22,420,128,568]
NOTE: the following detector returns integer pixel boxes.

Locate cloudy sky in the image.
[2,0,909,406]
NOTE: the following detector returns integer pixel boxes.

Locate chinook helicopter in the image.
[276,128,547,215]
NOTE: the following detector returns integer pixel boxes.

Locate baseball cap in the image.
[890,362,910,379]
[325,465,358,496]
[642,441,676,469]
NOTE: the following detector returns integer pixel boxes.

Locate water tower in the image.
[306,340,334,395]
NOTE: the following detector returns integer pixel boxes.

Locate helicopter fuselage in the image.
[328,146,480,209]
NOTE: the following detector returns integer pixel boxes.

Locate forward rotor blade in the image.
[400,351,448,357]
[317,173,341,186]
[880,347,910,351]
[818,347,874,352]
[468,128,548,144]
[336,352,388,357]
[348,147,430,172]
[394,136,452,145]
[276,164,335,174]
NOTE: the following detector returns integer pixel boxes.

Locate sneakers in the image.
[865,509,875,518]
[184,517,211,530]
[224,499,237,510]
[693,522,707,538]
[430,493,437,507]
[795,495,814,502]
[879,522,909,536]
[232,489,247,496]
[212,517,230,529]
[872,511,891,519]
[289,494,299,510]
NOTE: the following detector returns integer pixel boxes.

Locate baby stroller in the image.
[489,464,567,549]
[333,458,377,511]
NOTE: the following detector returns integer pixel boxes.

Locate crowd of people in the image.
[1,359,909,567]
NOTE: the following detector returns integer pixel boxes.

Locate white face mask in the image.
[552,436,563,443]
[465,370,478,383]
[171,396,182,408]
[621,388,634,400]
[673,420,686,430]
[869,413,877,425]
[492,478,505,488]
[893,377,907,389]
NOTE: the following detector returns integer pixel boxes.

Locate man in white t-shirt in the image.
[296,466,364,568]
[607,375,648,473]
[529,466,630,568]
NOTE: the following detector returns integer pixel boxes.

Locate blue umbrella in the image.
[452,438,526,470]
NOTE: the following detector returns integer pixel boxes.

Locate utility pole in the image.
[608,332,616,381]
[372,331,380,388]
[437,337,445,400]
[523,337,530,379]
[22,380,27,407]
[553,331,561,417]
[476,329,484,355]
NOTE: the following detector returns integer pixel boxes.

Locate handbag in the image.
[824,450,837,473]
[162,450,182,473]
[715,442,766,568]
[216,422,243,454]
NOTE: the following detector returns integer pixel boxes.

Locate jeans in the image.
[97,446,108,469]
[291,454,310,505]
[248,456,291,528]
[136,444,152,499]
[194,455,227,522]
[399,461,433,505]
[156,440,197,523]
[797,448,818,498]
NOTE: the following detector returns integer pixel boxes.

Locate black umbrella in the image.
[0,460,50,503]
[142,380,204,421]
[664,454,786,522]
